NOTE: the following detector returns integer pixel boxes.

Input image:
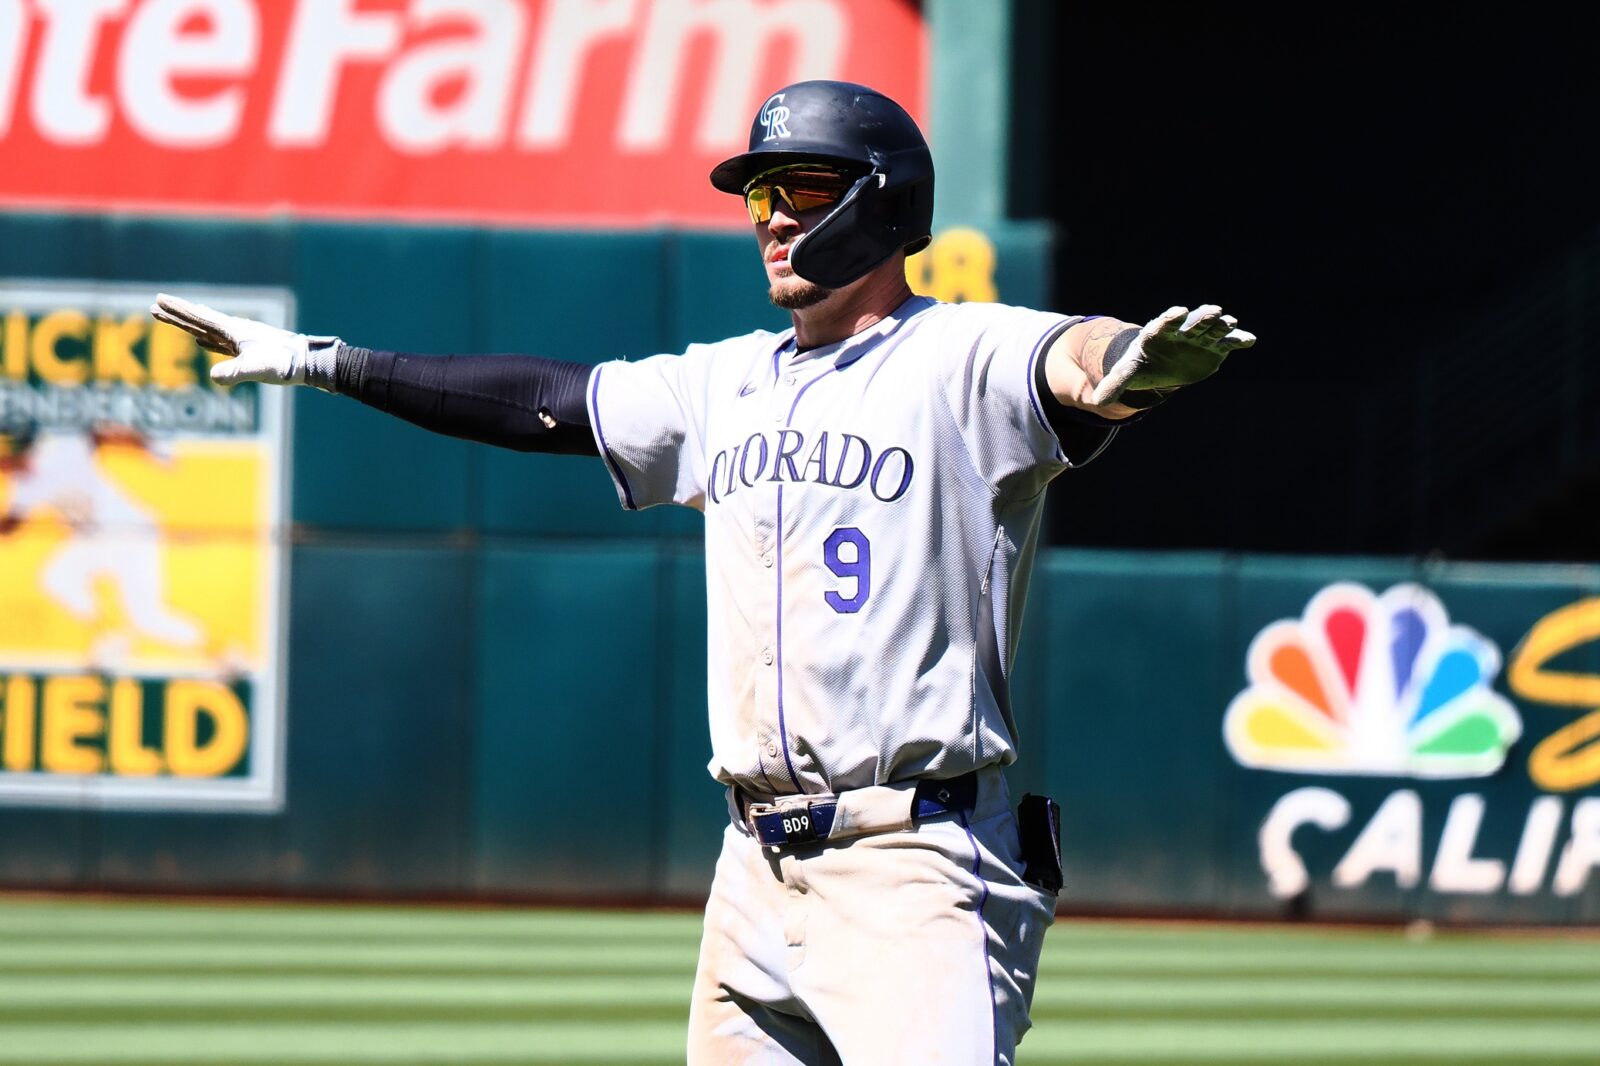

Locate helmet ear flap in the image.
[790,172,929,289]
[900,179,933,255]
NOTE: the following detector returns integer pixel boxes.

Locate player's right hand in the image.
[150,293,340,389]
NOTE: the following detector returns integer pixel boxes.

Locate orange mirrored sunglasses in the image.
[743,166,859,224]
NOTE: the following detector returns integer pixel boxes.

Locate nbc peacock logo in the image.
[1224,583,1523,779]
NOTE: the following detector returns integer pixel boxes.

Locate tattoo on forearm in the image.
[1076,324,1140,386]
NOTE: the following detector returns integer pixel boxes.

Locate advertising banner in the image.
[0,280,289,810]
[1027,556,1600,924]
[0,0,926,226]
[1221,576,1600,916]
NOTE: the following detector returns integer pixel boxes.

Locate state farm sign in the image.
[0,0,925,225]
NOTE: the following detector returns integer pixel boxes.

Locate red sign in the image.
[0,0,925,227]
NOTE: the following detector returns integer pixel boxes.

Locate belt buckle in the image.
[747,797,823,848]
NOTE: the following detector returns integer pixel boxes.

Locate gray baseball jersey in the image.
[587,295,1109,796]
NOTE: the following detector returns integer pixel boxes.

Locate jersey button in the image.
[784,375,797,385]
[761,648,774,665]
[762,553,774,568]
[766,742,779,757]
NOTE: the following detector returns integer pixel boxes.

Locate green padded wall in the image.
[1,212,1592,924]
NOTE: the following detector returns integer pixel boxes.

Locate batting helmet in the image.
[710,80,934,289]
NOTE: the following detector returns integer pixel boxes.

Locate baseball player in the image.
[1,425,203,660]
[152,80,1254,1064]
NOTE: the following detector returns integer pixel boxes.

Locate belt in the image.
[740,770,980,849]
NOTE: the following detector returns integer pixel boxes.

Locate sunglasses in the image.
[743,167,860,224]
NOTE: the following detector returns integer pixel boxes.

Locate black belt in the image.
[740,771,980,848]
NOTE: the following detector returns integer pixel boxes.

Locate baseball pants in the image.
[687,768,1056,1064]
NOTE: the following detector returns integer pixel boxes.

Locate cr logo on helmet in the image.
[759,94,792,141]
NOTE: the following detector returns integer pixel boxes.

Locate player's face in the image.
[746,165,856,310]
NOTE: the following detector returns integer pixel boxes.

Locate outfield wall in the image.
[0,215,1596,926]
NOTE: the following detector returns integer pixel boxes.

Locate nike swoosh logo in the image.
[738,383,756,397]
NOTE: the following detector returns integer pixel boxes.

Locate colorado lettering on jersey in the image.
[707,429,914,505]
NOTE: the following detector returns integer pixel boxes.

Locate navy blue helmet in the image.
[711,80,934,288]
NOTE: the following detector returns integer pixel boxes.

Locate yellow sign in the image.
[906,227,999,304]
[0,281,289,810]
[1508,597,1600,793]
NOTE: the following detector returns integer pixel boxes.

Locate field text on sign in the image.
[0,674,250,779]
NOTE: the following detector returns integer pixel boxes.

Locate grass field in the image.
[0,899,1596,1064]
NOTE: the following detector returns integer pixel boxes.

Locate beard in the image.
[769,276,834,310]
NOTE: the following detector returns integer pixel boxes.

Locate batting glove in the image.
[151,293,341,391]
[1090,305,1256,408]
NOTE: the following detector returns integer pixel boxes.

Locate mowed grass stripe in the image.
[0,903,1571,937]
[5,902,1561,948]
[0,927,702,948]
[1019,1020,1600,1061]
[3,901,1588,951]
[1036,946,1600,978]
[1044,922,1598,946]
[0,973,692,1027]
[0,906,704,943]
[3,973,1594,1014]
[0,899,700,925]
[4,987,1590,1028]
[0,963,694,981]
[4,1005,1588,1029]
[5,901,1591,957]
[0,941,696,971]
[1033,976,1600,1006]
[1027,1006,1598,1025]
[1030,976,1600,1013]
[9,959,1588,983]
[0,1060,673,1066]
[2,1019,1598,1065]
[0,974,690,1007]
[0,909,707,941]
[0,1021,688,1064]
[6,941,1594,980]
[0,1005,694,1027]
[1044,927,1600,962]
[12,926,1593,964]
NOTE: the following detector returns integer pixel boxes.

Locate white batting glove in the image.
[1090,305,1257,407]
[151,293,341,391]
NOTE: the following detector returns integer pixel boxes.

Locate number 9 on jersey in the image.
[824,527,871,614]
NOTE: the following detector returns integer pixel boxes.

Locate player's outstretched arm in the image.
[1043,306,1257,416]
[151,294,597,456]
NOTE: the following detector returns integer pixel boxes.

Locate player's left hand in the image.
[150,293,340,390]
[1091,305,1256,407]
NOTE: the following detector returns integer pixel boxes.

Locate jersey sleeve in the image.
[585,344,717,511]
[938,304,1083,498]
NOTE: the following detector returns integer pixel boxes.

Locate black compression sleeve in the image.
[335,344,598,456]
[1032,323,1150,466]
[1032,351,1120,465]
